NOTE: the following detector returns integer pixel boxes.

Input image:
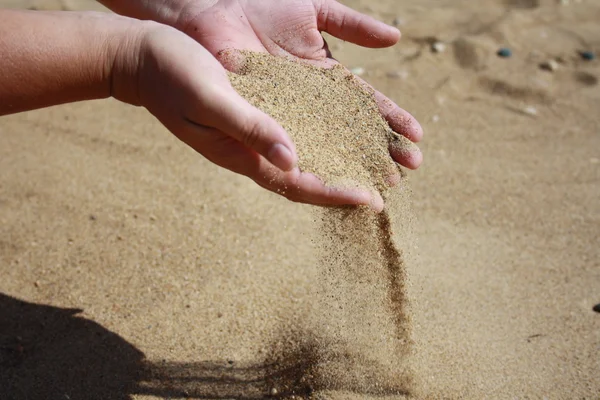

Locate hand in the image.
[175,0,424,172]
[113,23,379,209]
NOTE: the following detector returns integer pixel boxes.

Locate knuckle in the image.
[241,117,264,149]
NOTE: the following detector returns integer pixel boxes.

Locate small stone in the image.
[89,214,96,221]
[497,48,512,58]
[593,303,600,313]
[350,67,365,76]
[34,281,40,288]
[523,106,538,116]
[432,115,440,123]
[392,17,404,27]
[432,41,446,53]
[270,387,279,396]
[580,51,595,61]
[386,70,407,79]
[540,59,559,72]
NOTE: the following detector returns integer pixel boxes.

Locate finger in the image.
[373,89,423,143]
[216,49,251,73]
[384,163,402,187]
[389,135,423,170]
[316,0,400,48]
[351,75,423,143]
[178,122,382,210]
[264,169,383,212]
[197,85,298,171]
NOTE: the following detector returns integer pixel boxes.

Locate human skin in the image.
[0,2,422,211]
[98,0,424,168]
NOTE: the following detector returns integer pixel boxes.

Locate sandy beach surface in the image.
[1,0,599,399]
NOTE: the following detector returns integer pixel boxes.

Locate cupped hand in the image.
[115,23,381,210]
[175,0,423,172]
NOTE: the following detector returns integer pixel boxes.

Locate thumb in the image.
[317,0,400,48]
[202,86,298,171]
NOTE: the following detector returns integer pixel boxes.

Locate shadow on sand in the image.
[0,293,315,400]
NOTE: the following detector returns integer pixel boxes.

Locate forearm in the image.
[0,10,141,116]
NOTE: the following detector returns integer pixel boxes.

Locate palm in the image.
[180,0,422,169]
[182,0,329,62]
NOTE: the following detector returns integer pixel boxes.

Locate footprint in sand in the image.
[478,76,552,104]
[573,71,598,87]
[453,36,497,71]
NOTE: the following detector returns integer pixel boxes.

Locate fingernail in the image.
[268,144,296,171]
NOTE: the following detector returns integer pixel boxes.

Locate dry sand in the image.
[230,52,414,397]
[1,0,599,399]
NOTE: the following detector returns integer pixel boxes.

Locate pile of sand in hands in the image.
[229,52,415,398]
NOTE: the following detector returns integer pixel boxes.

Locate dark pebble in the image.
[89,215,97,221]
[580,51,595,61]
[593,303,600,313]
[497,48,512,58]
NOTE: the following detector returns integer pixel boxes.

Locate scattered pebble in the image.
[540,59,559,72]
[392,17,404,27]
[523,106,538,116]
[89,214,97,221]
[432,41,446,53]
[580,51,595,61]
[432,115,440,123]
[270,387,279,396]
[497,48,512,58]
[350,67,365,76]
[593,303,600,313]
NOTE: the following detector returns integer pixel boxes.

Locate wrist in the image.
[105,18,155,106]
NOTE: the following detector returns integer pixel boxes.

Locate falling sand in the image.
[229,52,415,398]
